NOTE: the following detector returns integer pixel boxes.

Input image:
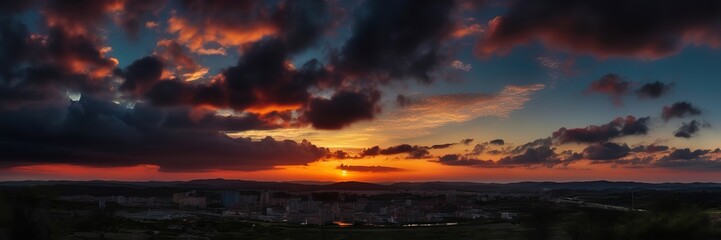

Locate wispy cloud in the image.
[380,84,545,131]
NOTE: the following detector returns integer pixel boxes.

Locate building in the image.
[501,212,517,220]
[222,191,240,208]
[173,191,207,208]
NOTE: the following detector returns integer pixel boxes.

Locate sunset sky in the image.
[2,0,721,182]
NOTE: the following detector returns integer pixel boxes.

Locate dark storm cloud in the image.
[143,80,195,107]
[586,74,631,105]
[460,138,474,145]
[0,17,118,109]
[222,38,315,110]
[304,90,380,130]
[134,37,380,130]
[0,0,37,14]
[434,154,494,167]
[583,142,631,161]
[476,0,721,58]
[0,18,32,83]
[0,96,327,171]
[552,116,650,144]
[43,0,119,31]
[489,139,505,145]
[42,0,165,38]
[116,0,166,38]
[270,0,331,53]
[118,56,164,93]
[337,164,404,173]
[674,120,710,138]
[636,81,674,99]
[172,0,332,54]
[160,108,282,132]
[331,0,457,84]
[662,101,702,121]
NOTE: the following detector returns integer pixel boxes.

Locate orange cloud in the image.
[167,16,276,55]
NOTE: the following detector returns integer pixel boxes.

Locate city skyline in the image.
[2,0,721,182]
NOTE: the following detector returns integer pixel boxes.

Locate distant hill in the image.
[2,179,721,192]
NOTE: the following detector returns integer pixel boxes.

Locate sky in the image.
[1,0,721,182]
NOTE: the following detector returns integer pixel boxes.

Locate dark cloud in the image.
[329,150,350,159]
[378,144,431,159]
[435,154,495,167]
[615,157,654,166]
[270,0,331,53]
[509,137,552,155]
[171,0,332,54]
[337,164,404,173]
[327,150,361,160]
[498,145,560,166]
[153,40,205,79]
[0,17,118,109]
[636,81,673,99]
[222,38,315,110]
[430,143,455,149]
[396,94,413,107]
[656,148,721,170]
[666,148,710,160]
[476,0,721,58]
[43,0,119,32]
[486,149,503,155]
[0,96,327,171]
[583,142,631,161]
[630,144,669,153]
[460,138,474,145]
[159,108,282,132]
[331,0,457,83]
[0,18,31,83]
[552,116,650,144]
[42,0,164,38]
[118,56,164,94]
[360,146,381,157]
[144,80,194,107]
[674,120,710,138]
[116,0,166,38]
[0,0,37,15]
[407,149,432,159]
[135,36,381,130]
[662,101,702,121]
[489,139,505,145]
[358,143,463,159]
[586,74,631,105]
[304,90,380,130]
[470,143,486,155]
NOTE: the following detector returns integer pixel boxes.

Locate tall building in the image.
[222,191,240,208]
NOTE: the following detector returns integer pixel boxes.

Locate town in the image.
[3,180,721,239]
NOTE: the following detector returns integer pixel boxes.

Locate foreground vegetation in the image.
[1,187,720,240]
